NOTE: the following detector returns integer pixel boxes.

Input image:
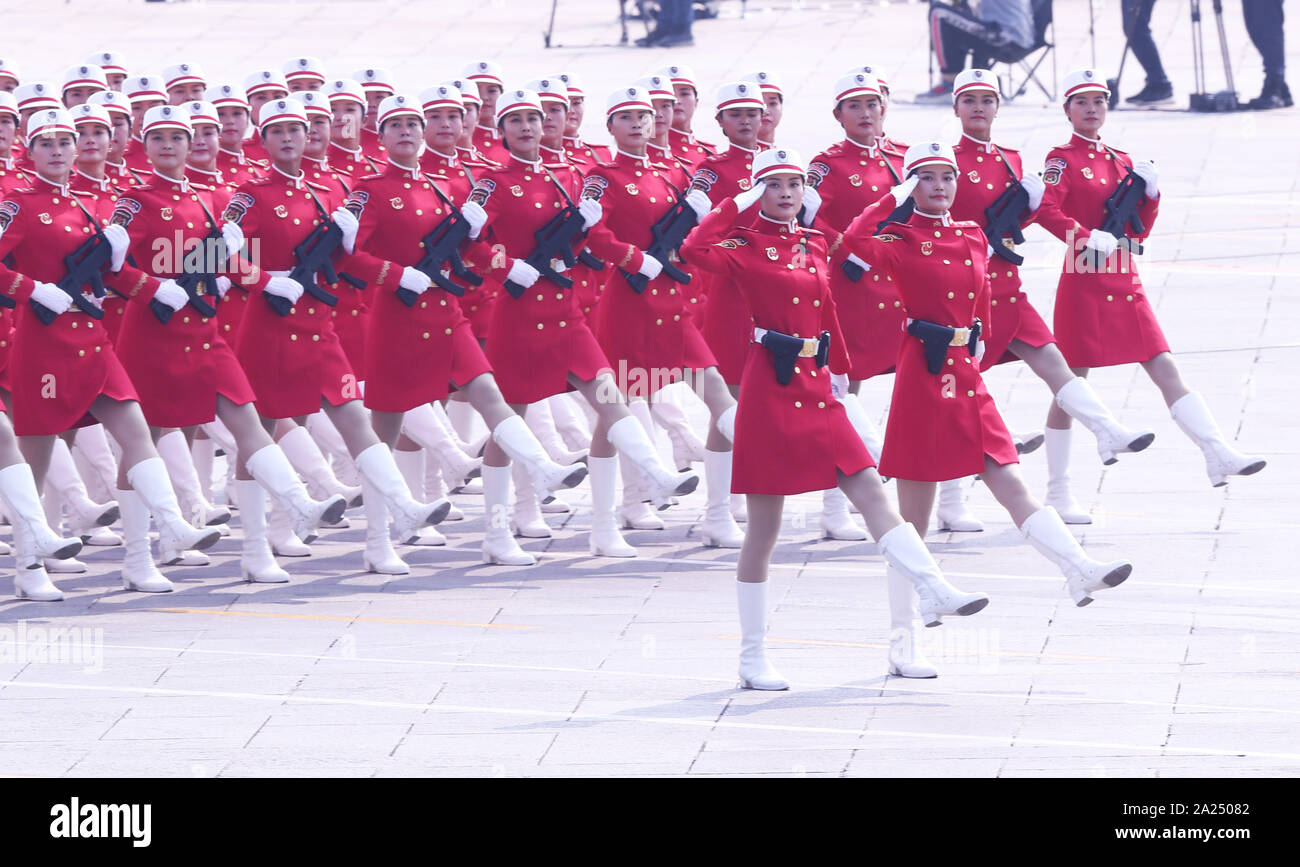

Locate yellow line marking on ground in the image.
[714,635,1119,661]
[149,608,536,630]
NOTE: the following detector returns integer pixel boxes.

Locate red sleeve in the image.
[1034,150,1086,245]
[0,198,37,302]
[105,194,163,302]
[580,173,643,272]
[678,197,746,280]
[342,183,398,290]
[840,193,905,276]
[819,267,851,375]
[222,186,270,291]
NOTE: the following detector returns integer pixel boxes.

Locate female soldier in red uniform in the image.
[682,147,989,690]
[0,107,220,600]
[110,104,347,587]
[223,98,448,570]
[584,85,741,556]
[843,142,1136,678]
[464,88,697,566]
[656,64,717,173]
[948,69,1154,527]
[1036,70,1264,506]
[345,93,585,572]
[806,73,907,541]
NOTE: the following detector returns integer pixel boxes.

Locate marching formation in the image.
[0,52,1267,688]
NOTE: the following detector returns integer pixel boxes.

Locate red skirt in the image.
[980,274,1056,370]
[829,265,906,381]
[101,296,129,345]
[457,282,497,340]
[117,301,256,428]
[595,273,718,399]
[878,335,1019,482]
[235,291,356,419]
[10,310,138,436]
[364,289,492,413]
[486,291,610,406]
[331,291,369,381]
[216,288,252,347]
[732,343,873,495]
[1052,268,1170,368]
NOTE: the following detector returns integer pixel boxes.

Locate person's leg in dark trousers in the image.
[1243,0,1291,107]
[655,0,694,46]
[918,2,996,101]
[1122,0,1174,104]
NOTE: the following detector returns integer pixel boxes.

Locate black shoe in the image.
[1126,81,1174,106]
[1247,76,1293,109]
[657,31,695,47]
[634,29,665,47]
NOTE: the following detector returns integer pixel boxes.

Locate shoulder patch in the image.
[690,166,719,195]
[109,197,142,227]
[0,199,18,233]
[1043,157,1068,186]
[222,191,255,224]
[467,178,496,206]
[581,175,609,201]
[807,161,831,189]
[876,233,901,242]
[343,188,369,218]
[715,237,748,249]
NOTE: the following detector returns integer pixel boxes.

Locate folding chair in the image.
[998,0,1057,101]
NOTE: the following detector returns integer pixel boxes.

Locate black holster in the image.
[906,318,981,375]
[758,328,831,386]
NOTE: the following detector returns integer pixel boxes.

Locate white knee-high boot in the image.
[1169,392,1267,486]
[1054,377,1155,464]
[885,565,937,677]
[606,416,697,507]
[935,477,984,532]
[820,487,867,541]
[876,522,990,626]
[116,489,174,593]
[697,449,744,548]
[71,424,119,506]
[490,415,587,499]
[526,400,587,465]
[362,476,410,575]
[353,443,449,541]
[393,447,445,546]
[1043,427,1091,524]
[235,480,290,583]
[1020,506,1132,606]
[588,455,636,557]
[157,429,231,527]
[245,444,349,539]
[510,461,552,538]
[124,457,222,565]
[617,451,664,530]
[424,459,463,521]
[403,402,483,487]
[45,438,118,535]
[277,424,363,507]
[650,388,706,470]
[736,580,788,690]
[0,463,82,564]
[550,393,592,452]
[481,464,535,566]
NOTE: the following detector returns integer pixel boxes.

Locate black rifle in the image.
[266,220,343,317]
[150,230,223,324]
[398,183,484,307]
[1084,168,1147,269]
[31,231,110,326]
[842,156,909,283]
[501,205,591,298]
[983,182,1030,266]
[620,193,696,294]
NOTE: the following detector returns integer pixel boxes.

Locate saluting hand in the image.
[889,175,919,207]
[734,181,765,213]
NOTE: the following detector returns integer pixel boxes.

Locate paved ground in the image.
[0,0,1296,777]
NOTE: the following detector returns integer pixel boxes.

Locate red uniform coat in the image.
[539,145,606,318]
[215,148,267,184]
[682,198,871,495]
[1035,132,1167,368]
[345,162,491,412]
[583,150,716,397]
[950,135,1056,370]
[471,124,510,166]
[843,197,1019,482]
[668,127,717,173]
[359,125,388,164]
[69,169,134,344]
[222,167,358,419]
[108,175,257,427]
[564,136,612,166]
[0,157,31,196]
[808,138,907,380]
[303,155,369,378]
[122,136,153,175]
[184,165,251,346]
[647,142,708,326]
[464,154,616,405]
[0,177,138,435]
[693,143,767,385]
[104,160,147,189]
[327,142,382,179]
[420,147,497,337]
[0,159,33,389]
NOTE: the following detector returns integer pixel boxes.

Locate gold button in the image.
[1106,295,1113,301]
[440,299,447,306]
[964,357,971,364]
[968,292,975,299]
[976,156,984,163]
[964,259,972,266]
[792,297,799,304]
[534,202,542,209]
[422,331,430,339]
[559,320,567,327]
[673,314,680,321]
[78,349,85,357]
[202,342,210,349]
[955,229,963,236]
[308,307,315,314]
[403,182,411,189]
[1006,271,1013,278]
[537,323,544,329]
[967,390,975,397]
[934,231,941,238]
[878,302,885,309]
[71,321,78,329]
[943,259,951,265]
[992,299,998,306]
[94,345,101,352]
[893,300,901,307]
[444,328,452,335]
[786,263,794,270]
[289,307,296,314]
[1126,294,1134,302]
[651,289,658,295]
[420,301,427,308]
[810,370,817,377]
[947,291,954,299]
[184,346,191,352]
[536,293,544,301]
[818,402,825,409]
[556,292,564,300]
[794,401,802,408]
[947,358,954,366]
[290,334,298,341]
[793,365,801,374]
[655,318,662,325]
[810,268,817,274]
[182,316,190,323]
[416,209,423,216]
[1009,295,1017,303]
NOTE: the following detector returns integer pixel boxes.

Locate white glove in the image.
[30,281,72,315]
[1084,229,1119,259]
[214,276,232,299]
[460,200,488,240]
[507,258,540,288]
[265,275,305,303]
[800,184,822,223]
[847,252,871,274]
[974,339,986,364]
[1020,172,1045,211]
[103,224,129,272]
[684,189,712,220]
[221,222,245,258]
[577,198,602,230]
[1133,160,1158,199]
[830,372,849,399]
[331,207,358,254]
[637,253,663,281]
[889,175,919,206]
[399,265,431,295]
[734,181,765,213]
[153,278,187,312]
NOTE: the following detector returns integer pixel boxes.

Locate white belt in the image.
[266,269,291,278]
[753,327,819,357]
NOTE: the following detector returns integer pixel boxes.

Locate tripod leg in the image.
[1212,0,1236,93]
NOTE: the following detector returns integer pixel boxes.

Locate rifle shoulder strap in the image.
[989,144,1022,182]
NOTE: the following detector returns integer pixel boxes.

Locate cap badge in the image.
[277,100,286,109]
[1084,70,1094,79]
[262,71,271,80]
[627,87,636,97]
[737,84,747,93]
[973,70,983,79]
[478,62,488,71]
[777,149,787,160]
[299,59,308,68]
[80,66,89,75]
[181,64,190,72]
[930,142,941,153]
[366,69,375,78]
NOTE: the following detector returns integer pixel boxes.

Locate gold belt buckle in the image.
[799,338,817,357]
[949,327,971,347]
